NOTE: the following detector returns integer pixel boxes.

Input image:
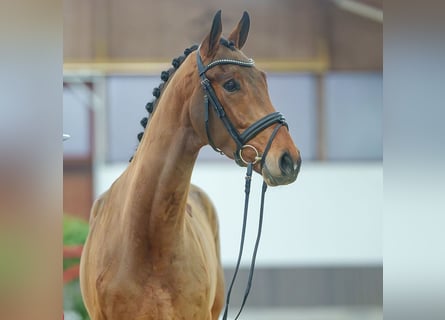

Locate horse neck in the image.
[122,66,202,253]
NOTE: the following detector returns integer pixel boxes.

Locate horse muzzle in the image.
[261,151,301,186]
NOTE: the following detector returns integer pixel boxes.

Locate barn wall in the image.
[63,160,93,220]
[63,0,382,70]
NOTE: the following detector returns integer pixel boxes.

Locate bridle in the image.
[196,47,288,319]
[196,46,288,167]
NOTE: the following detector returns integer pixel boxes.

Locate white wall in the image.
[95,161,382,268]
[98,73,382,162]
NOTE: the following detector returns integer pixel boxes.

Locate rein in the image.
[222,123,283,320]
[196,48,288,319]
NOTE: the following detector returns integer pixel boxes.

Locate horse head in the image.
[184,11,301,186]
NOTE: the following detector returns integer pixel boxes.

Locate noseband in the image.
[196,48,288,166]
[197,47,289,320]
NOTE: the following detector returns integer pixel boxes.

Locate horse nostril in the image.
[279,152,294,176]
[295,157,302,174]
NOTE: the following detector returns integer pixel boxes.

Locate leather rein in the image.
[196,48,288,319]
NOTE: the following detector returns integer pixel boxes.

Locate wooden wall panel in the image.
[63,160,93,221]
[106,0,321,60]
[63,0,382,69]
[63,0,322,61]
[327,4,383,70]
[63,0,94,60]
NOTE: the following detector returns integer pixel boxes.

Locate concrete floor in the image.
[65,306,382,320]
[222,306,382,320]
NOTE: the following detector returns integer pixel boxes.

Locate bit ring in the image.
[238,145,262,165]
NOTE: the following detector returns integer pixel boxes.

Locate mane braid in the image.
[220,38,236,50]
[129,44,199,162]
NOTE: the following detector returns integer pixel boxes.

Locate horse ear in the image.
[200,10,222,58]
[227,11,250,49]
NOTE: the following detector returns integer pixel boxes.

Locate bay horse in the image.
[80,10,301,320]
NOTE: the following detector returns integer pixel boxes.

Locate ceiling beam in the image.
[332,0,383,23]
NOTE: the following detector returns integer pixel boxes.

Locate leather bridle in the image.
[196,47,289,319]
[196,47,288,167]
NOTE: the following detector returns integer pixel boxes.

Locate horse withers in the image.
[80,10,301,320]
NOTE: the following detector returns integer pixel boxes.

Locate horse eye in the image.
[223,79,240,92]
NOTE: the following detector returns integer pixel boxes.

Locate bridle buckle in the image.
[200,78,210,88]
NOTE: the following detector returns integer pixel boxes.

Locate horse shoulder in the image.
[188,184,219,235]
[187,184,225,318]
[89,192,105,224]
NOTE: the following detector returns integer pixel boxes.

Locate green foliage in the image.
[63,214,90,320]
[64,279,90,320]
[64,214,89,246]
[63,214,89,270]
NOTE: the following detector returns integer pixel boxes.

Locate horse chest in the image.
[96,237,216,319]
[92,263,210,320]
[134,220,218,319]
[104,267,213,319]
[142,274,211,319]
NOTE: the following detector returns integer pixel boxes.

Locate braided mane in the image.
[130,44,199,161]
[130,39,236,161]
